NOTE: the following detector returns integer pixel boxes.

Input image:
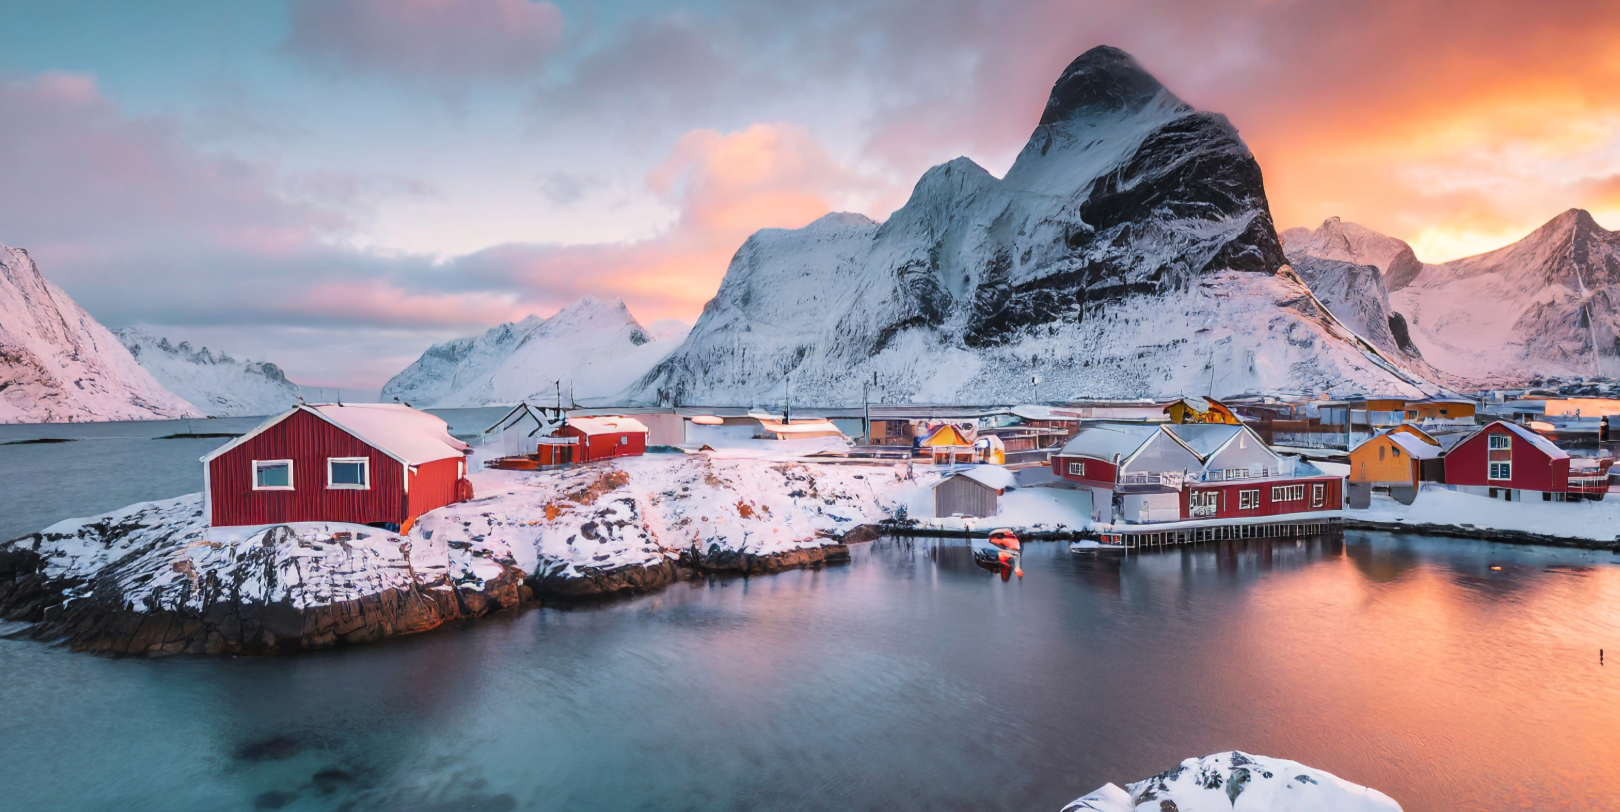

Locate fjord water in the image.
[3,423,1620,811]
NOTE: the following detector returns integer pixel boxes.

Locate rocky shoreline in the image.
[1344,518,1620,551]
[0,453,906,657]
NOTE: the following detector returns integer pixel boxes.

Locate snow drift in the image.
[0,240,199,423]
[635,46,1434,407]
[115,328,301,417]
[381,295,689,408]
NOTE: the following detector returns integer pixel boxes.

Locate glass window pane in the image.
[256,462,289,488]
[331,461,366,486]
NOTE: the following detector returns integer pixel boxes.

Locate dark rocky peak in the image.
[1039,45,1186,125]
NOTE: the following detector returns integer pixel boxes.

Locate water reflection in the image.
[2,531,1619,812]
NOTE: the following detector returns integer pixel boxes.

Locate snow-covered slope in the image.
[381,295,689,407]
[0,241,200,423]
[636,46,1435,406]
[1390,210,1620,386]
[1281,217,1425,291]
[114,328,300,417]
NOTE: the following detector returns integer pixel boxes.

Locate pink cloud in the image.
[284,0,565,80]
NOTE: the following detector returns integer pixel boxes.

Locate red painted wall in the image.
[210,409,406,528]
[407,456,467,525]
[1180,476,1342,520]
[558,425,647,462]
[1051,455,1117,488]
[1443,424,1569,492]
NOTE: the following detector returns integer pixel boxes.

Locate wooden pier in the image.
[1093,518,1343,550]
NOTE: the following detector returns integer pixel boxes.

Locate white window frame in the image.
[1067,461,1085,476]
[1271,484,1304,502]
[1238,489,1260,510]
[1311,483,1325,507]
[327,457,371,490]
[1488,461,1512,481]
[1488,434,1510,450]
[252,459,294,491]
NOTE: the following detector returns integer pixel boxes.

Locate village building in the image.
[203,403,472,532]
[1163,396,1241,425]
[1050,422,1341,524]
[1347,429,1443,506]
[1405,398,1477,422]
[920,423,976,464]
[930,466,1017,519]
[483,403,556,457]
[552,416,649,463]
[755,418,847,441]
[1443,420,1571,502]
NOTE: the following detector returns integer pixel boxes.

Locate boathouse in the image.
[1443,420,1570,501]
[553,416,648,462]
[1347,429,1443,506]
[932,466,1017,519]
[203,403,472,532]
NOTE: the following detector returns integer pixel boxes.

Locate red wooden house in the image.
[553,416,648,462]
[203,403,472,532]
[1443,420,1571,501]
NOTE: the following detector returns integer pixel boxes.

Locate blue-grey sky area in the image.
[3,0,1619,387]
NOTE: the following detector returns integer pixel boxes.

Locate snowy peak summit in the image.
[1281,216,1425,290]
[1039,45,1184,124]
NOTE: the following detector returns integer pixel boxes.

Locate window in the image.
[1271,484,1305,502]
[1237,489,1260,510]
[1067,461,1085,476]
[1223,468,1249,481]
[1190,491,1218,516]
[1489,461,1512,481]
[1391,445,1401,457]
[1489,434,1510,450]
[328,457,370,489]
[1311,484,1325,507]
[253,460,293,490]
[1379,445,1386,461]
[619,435,629,446]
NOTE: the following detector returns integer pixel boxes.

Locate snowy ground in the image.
[902,468,1094,534]
[1064,751,1401,812]
[1358,486,1620,543]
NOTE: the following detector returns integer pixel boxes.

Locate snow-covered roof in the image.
[939,465,1017,492]
[1161,423,1247,458]
[203,404,469,467]
[757,419,846,436]
[1057,423,1159,460]
[564,416,649,436]
[484,403,551,435]
[1387,432,1442,460]
[1486,420,1568,460]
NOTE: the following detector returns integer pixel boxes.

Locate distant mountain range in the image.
[632,45,1434,405]
[114,328,301,417]
[0,241,199,423]
[1284,209,1620,388]
[381,295,689,408]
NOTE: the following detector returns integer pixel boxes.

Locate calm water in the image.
[3,422,1620,811]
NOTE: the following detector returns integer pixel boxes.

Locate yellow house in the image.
[1406,399,1477,420]
[1349,431,1442,487]
[921,423,975,463]
[1164,396,1240,425]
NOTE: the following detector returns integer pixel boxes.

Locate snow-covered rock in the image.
[635,46,1435,406]
[1063,751,1401,812]
[0,241,200,423]
[381,295,689,407]
[1281,217,1425,291]
[114,327,301,417]
[1392,209,1620,387]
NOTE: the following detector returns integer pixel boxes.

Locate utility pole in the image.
[864,371,876,445]
[555,380,564,427]
[1031,355,1040,404]
[784,371,792,424]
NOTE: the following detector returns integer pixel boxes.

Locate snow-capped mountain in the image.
[381,295,690,407]
[114,328,301,417]
[1287,210,1620,387]
[635,46,1435,406]
[0,241,200,423]
[1281,216,1426,291]
[1392,209,1620,385]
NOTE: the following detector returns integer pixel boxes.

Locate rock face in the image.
[636,46,1433,406]
[0,241,201,422]
[381,295,690,408]
[114,328,301,417]
[1063,751,1402,812]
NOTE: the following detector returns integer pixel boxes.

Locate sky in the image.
[3,0,1620,390]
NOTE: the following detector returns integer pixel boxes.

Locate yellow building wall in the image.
[1349,436,1418,485]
